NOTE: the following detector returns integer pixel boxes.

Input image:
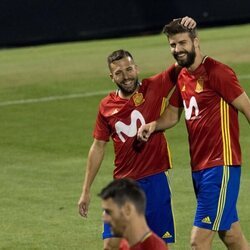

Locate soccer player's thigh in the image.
[192,166,240,231]
[137,172,175,243]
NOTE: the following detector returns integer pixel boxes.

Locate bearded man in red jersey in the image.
[78,17,196,250]
[138,19,250,250]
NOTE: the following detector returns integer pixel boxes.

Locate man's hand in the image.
[174,16,196,29]
[78,191,91,218]
[137,121,156,142]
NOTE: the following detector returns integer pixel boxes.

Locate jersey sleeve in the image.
[144,64,178,97]
[165,63,181,85]
[93,108,110,141]
[169,84,183,107]
[209,64,244,103]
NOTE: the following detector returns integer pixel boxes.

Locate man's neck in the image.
[124,218,150,246]
[188,52,204,72]
[118,84,140,99]
[118,90,133,99]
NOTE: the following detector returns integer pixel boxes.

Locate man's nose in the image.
[122,71,129,80]
[174,44,182,53]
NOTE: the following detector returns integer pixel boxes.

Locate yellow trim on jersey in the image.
[220,99,232,165]
[161,85,176,115]
[212,166,230,230]
[160,97,167,115]
[141,231,152,242]
[161,97,173,169]
[166,142,173,169]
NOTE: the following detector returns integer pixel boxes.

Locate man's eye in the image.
[104,209,111,215]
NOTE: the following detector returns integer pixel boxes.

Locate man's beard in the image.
[173,46,196,68]
[117,78,139,96]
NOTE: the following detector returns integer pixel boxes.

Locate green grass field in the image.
[0,24,249,249]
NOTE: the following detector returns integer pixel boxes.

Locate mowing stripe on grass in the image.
[0,74,249,107]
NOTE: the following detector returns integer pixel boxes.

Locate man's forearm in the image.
[82,141,106,192]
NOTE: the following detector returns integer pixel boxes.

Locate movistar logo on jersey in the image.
[183,96,200,120]
[202,216,212,224]
[115,110,145,142]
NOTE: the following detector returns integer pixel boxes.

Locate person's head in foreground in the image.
[99,178,169,249]
[99,178,146,237]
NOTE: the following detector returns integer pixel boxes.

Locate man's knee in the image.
[219,229,239,245]
[190,234,205,249]
[219,228,249,249]
[190,226,214,250]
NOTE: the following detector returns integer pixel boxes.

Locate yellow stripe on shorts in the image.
[212,166,230,230]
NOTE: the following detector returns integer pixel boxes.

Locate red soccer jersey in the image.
[171,56,244,171]
[129,232,168,250]
[93,65,179,179]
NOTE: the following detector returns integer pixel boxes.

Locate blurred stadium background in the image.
[0,0,250,47]
[0,1,249,249]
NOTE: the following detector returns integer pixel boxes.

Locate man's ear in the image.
[194,37,199,48]
[109,73,114,82]
[135,64,139,74]
[123,202,133,218]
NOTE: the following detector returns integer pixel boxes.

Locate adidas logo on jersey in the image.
[202,216,212,224]
[162,231,172,239]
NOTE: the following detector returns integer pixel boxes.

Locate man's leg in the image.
[137,172,176,245]
[190,226,216,250]
[218,221,250,250]
[191,166,244,249]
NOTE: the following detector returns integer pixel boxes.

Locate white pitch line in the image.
[0,90,111,107]
[0,74,249,107]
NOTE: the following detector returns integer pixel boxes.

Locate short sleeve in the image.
[93,109,110,141]
[209,64,244,103]
[169,85,183,107]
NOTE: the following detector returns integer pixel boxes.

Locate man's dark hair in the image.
[99,178,146,214]
[162,18,197,40]
[107,49,134,66]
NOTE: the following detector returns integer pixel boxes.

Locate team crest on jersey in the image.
[195,77,204,93]
[132,92,145,106]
